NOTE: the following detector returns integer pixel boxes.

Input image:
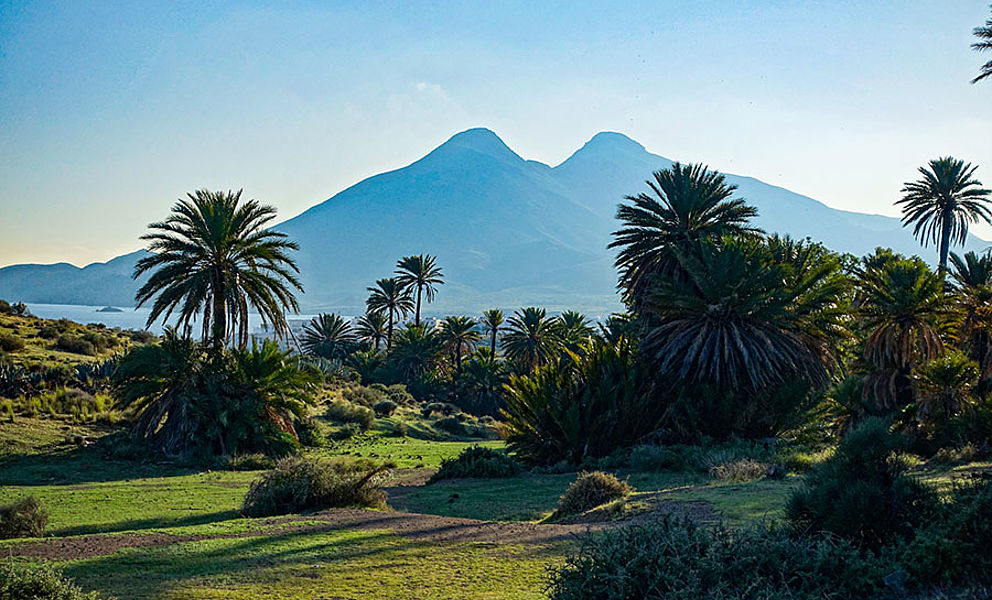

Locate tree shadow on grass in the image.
[62,525,565,600]
[50,509,241,537]
[0,444,201,486]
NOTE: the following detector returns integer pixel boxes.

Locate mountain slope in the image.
[1,128,986,314]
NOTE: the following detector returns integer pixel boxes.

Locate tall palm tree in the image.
[439,315,481,377]
[502,307,563,372]
[133,189,302,350]
[481,308,504,356]
[366,278,414,349]
[610,163,761,305]
[300,313,356,360]
[356,311,389,350]
[896,157,992,278]
[972,5,992,84]
[388,324,444,382]
[859,258,948,409]
[395,254,444,326]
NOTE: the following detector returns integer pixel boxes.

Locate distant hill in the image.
[1,128,986,314]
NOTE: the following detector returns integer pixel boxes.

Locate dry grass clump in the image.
[553,471,634,518]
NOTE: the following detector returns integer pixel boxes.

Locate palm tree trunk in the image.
[490,329,497,356]
[415,286,423,327]
[938,212,952,279]
[387,310,395,349]
[211,276,226,350]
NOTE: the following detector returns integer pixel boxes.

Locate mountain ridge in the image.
[1,128,987,314]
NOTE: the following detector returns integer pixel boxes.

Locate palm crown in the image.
[300,313,356,360]
[972,5,992,84]
[610,163,760,306]
[366,278,414,348]
[395,254,444,326]
[502,307,563,372]
[134,189,302,349]
[896,157,992,277]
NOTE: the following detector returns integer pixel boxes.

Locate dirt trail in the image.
[6,508,600,561]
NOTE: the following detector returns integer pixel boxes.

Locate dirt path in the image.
[6,508,601,561]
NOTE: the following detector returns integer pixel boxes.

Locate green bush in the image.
[786,418,935,549]
[373,399,398,417]
[553,471,633,518]
[0,561,102,600]
[0,334,24,353]
[709,458,769,482]
[386,384,415,406]
[50,388,104,420]
[334,422,362,439]
[422,401,458,417]
[435,415,466,436]
[296,418,329,448]
[324,400,375,430]
[227,453,277,471]
[241,456,389,517]
[127,329,157,344]
[0,496,48,539]
[546,518,889,600]
[429,446,521,482]
[389,421,408,437]
[897,477,992,588]
[55,335,95,356]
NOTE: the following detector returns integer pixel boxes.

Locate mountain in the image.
[0,250,151,307]
[1,128,987,314]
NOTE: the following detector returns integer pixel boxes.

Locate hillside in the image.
[1,128,986,315]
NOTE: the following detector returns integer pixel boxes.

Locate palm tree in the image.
[395,254,444,326]
[356,311,389,350]
[610,163,761,305]
[481,309,504,356]
[388,324,444,382]
[896,157,992,278]
[555,311,595,352]
[502,307,562,372]
[366,278,414,349]
[859,258,948,409]
[439,316,481,377]
[300,313,356,360]
[915,351,979,426]
[643,237,841,392]
[459,350,509,415]
[134,189,302,350]
[972,5,992,84]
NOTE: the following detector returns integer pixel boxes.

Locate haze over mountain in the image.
[2,128,987,315]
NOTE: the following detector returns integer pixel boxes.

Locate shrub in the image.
[0,496,48,539]
[55,335,95,356]
[334,422,363,439]
[296,418,328,448]
[0,561,102,600]
[422,401,458,417]
[241,456,389,517]
[546,518,888,600]
[429,446,521,482]
[0,334,24,353]
[897,477,992,588]
[227,453,277,471]
[931,443,981,465]
[553,471,634,518]
[389,421,408,437]
[50,388,104,420]
[373,399,398,417]
[709,458,769,482]
[786,418,935,549]
[342,385,386,407]
[435,415,466,436]
[324,400,375,430]
[127,329,157,344]
[386,384,415,406]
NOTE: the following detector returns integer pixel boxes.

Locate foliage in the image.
[226,453,277,471]
[114,331,317,457]
[974,5,992,83]
[342,385,386,406]
[0,334,24,353]
[241,456,389,517]
[300,313,356,360]
[355,312,389,351]
[502,338,662,465]
[55,335,96,356]
[0,561,102,600]
[913,351,979,436]
[546,518,889,600]
[387,324,444,386]
[428,446,521,482]
[0,495,48,539]
[134,189,302,348]
[786,418,935,549]
[552,471,634,518]
[439,315,480,377]
[457,351,508,415]
[372,399,397,417]
[708,458,769,482]
[897,477,992,587]
[480,308,504,355]
[609,162,761,306]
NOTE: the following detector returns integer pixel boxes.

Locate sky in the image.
[1,0,990,267]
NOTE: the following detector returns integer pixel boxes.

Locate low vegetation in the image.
[0,495,47,539]
[0,561,103,600]
[429,445,521,482]
[551,471,634,519]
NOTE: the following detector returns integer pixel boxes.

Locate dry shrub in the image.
[241,456,389,517]
[554,471,634,518]
[709,458,769,482]
[0,496,48,539]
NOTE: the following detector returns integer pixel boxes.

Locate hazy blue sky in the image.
[1,1,990,267]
